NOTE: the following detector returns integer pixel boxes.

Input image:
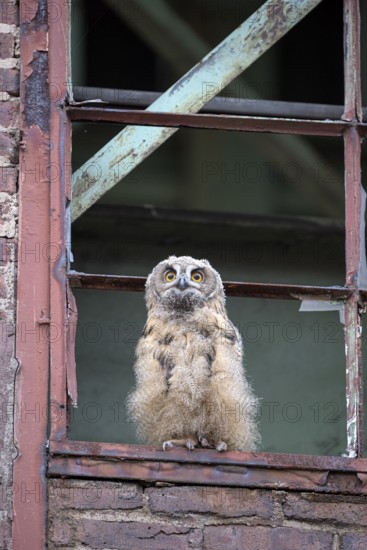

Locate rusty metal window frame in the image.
[47,0,367,491]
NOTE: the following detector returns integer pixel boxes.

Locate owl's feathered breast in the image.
[137,303,240,405]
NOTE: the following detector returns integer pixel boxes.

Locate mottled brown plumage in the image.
[126,256,260,451]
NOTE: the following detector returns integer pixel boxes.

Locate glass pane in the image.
[229,298,346,455]
[71,125,345,286]
[71,0,343,106]
[69,290,144,444]
[70,290,346,456]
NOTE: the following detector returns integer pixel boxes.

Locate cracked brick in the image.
[204,525,333,550]
[76,519,203,550]
[49,479,143,511]
[147,485,272,519]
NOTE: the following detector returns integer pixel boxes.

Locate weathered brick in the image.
[49,479,143,511]
[0,239,13,265]
[0,331,15,380]
[283,493,367,527]
[0,3,18,25]
[0,193,17,238]
[147,486,272,519]
[0,68,19,95]
[49,516,74,546]
[0,102,18,129]
[0,276,7,298]
[0,133,18,163]
[0,166,17,194]
[341,534,367,550]
[76,519,203,550]
[0,519,12,550]
[0,521,6,549]
[0,34,14,58]
[204,526,333,550]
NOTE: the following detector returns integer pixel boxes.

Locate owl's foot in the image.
[162,440,175,451]
[186,438,196,451]
[215,441,228,452]
[162,438,198,451]
[198,435,213,448]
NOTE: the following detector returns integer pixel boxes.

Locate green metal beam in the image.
[99,0,343,216]
[72,0,324,221]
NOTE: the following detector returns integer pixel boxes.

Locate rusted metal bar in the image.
[68,272,146,292]
[48,456,333,493]
[343,0,362,121]
[343,126,364,458]
[344,127,364,287]
[13,2,50,548]
[68,106,353,137]
[76,203,345,236]
[71,0,323,221]
[48,2,71,444]
[67,271,352,301]
[66,284,78,407]
[344,294,364,457]
[50,439,367,473]
[343,0,365,458]
[72,86,367,121]
[48,456,367,495]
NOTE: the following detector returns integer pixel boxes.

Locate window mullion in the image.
[343,0,362,122]
[344,294,364,457]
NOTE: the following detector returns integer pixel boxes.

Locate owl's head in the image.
[145,255,225,312]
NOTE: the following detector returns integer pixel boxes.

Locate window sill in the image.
[48,440,367,495]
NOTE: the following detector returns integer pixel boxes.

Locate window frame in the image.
[47,0,367,492]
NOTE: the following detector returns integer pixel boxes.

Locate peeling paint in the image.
[48,455,367,496]
[344,295,364,457]
[66,284,78,407]
[20,0,48,32]
[13,1,50,548]
[23,51,49,132]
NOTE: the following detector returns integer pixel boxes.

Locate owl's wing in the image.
[205,315,260,450]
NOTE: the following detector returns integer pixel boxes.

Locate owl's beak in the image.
[177,275,189,290]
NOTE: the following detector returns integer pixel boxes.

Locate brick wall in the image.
[0,1,19,548]
[48,479,367,549]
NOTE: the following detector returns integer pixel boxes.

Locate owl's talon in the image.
[216,441,228,452]
[198,435,211,448]
[186,439,196,451]
[162,440,175,451]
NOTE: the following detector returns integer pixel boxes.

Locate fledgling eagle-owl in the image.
[127,256,260,452]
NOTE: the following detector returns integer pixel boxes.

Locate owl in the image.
[126,256,260,452]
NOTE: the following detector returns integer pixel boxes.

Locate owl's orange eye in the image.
[191,270,203,283]
[165,270,176,282]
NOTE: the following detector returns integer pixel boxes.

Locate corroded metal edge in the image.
[67,271,353,301]
[13,2,50,549]
[67,106,356,136]
[48,455,367,495]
